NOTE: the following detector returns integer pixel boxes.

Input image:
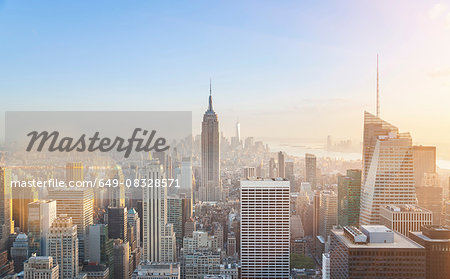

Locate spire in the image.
[207,78,214,113]
[376,54,380,118]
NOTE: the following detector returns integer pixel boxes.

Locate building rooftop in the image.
[383,204,431,213]
[332,228,424,249]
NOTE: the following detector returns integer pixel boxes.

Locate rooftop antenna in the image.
[376,54,380,117]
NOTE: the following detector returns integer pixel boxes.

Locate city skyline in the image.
[1,1,450,158]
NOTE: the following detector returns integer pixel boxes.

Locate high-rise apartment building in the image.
[338,170,361,227]
[305,154,317,189]
[409,225,450,279]
[380,205,432,236]
[200,87,221,202]
[329,225,425,279]
[24,256,59,279]
[48,215,79,279]
[359,130,417,225]
[240,179,290,278]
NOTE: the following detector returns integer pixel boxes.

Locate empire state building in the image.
[200,83,221,201]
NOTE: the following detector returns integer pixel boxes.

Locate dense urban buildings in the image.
[23,256,59,279]
[240,179,290,278]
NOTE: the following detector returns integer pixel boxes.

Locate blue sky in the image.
[1,0,450,156]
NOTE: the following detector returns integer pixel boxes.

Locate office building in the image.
[380,205,432,236]
[180,251,220,279]
[28,200,57,256]
[242,167,256,179]
[240,179,290,278]
[278,151,285,178]
[319,190,338,239]
[87,224,114,278]
[409,225,450,279]
[413,146,436,187]
[269,158,277,178]
[416,172,442,225]
[107,206,127,242]
[167,196,183,251]
[127,208,140,248]
[23,256,59,279]
[362,111,398,184]
[329,225,425,278]
[113,240,129,279]
[200,85,221,202]
[338,170,361,227]
[108,166,125,208]
[11,233,29,273]
[359,130,417,225]
[48,188,94,262]
[305,154,317,189]
[141,160,176,263]
[48,215,79,279]
[0,167,12,251]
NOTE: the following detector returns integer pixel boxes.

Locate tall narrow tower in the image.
[200,81,221,202]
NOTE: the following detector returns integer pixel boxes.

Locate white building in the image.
[47,215,78,279]
[141,160,176,262]
[322,253,330,279]
[360,130,417,225]
[240,179,290,278]
[24,256,59,279]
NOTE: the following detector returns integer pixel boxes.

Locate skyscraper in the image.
[0,167,12,251]
[362,111,398,184]
[87,224,114,278]
[48,215,78,279]
[278,151,285,178]
[359,129,417,225]
[113,239,129,279]
[48,188,94,262]
[141,160,176,263]
[240,179,290,278]
[28,200,57,256]
[412,146,436,187]
[200,83,221,202]
[319,190,338,239]
[338,170,361,227]
[305,154,317,189]
[107,206,128,242]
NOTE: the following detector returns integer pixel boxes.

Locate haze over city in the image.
[1,0,450,160]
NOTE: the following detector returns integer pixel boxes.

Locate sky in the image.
[1,1,450,158]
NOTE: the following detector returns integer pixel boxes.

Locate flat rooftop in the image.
[383,204,430,213]
[410,231,450,243]
[332,229,424,249]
